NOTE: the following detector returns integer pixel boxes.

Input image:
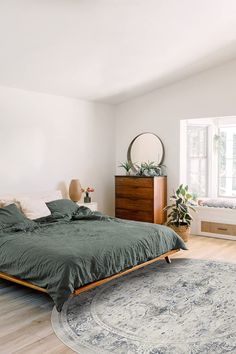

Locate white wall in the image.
[2,59,236,216]
[115,59,236,197]
[0,86,115,214]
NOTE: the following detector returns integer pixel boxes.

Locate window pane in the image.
[218,127,236,197]
[186,125,208,197]
[187,126,207,157]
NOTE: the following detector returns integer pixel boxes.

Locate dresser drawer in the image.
[116,197,153,211]
[201,221,236,236]
[114,176,167,224]
[115,177,153,188]
[115,208,153,222]
[115,185,153,199]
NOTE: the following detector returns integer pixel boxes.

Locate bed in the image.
[0,200,187,311]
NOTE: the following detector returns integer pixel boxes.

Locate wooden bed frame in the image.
[0,249,180,297]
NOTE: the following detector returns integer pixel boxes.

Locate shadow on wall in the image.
[57,181,69,199]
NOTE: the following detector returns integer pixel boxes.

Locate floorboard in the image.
[0,235,235,353]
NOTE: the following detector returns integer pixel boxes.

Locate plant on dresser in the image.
[115,176,167,224]
[136,161,166,177]
[119,160,166,177]
[118,161,134,175]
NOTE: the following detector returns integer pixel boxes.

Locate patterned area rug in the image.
[51,259,236,354]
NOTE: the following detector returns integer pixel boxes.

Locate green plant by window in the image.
[165,184,196,227]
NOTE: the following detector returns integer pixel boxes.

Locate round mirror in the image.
[127,132,164,172]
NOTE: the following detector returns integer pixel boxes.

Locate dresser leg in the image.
[165,256,171,264]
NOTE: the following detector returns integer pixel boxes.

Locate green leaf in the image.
[176,187,181,195]
[170,195,177,200]
[185,214,192,220]
[176,198,183,205]
[164,205,172,211]
[179,204,187,212]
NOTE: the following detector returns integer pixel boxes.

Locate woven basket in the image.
[171,224,190,242]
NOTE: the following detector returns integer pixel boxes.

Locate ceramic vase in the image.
[69,179,82,202]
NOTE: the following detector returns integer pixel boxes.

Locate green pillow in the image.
[0,203,37,231]
[46,199,78,219]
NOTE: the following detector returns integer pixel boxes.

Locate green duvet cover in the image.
[0,208,187,311]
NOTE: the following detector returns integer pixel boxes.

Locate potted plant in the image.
[119,161,134,175]
[136,161,166,176]
[82,187,95,203]
[164,184,196,242]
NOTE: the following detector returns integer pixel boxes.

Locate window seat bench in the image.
[191,202,236,241]
[197,198,236,209]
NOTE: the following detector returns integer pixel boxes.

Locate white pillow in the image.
[0,190,62,207]
[0,196,15,206]
[18,198,51,220]
[0,197,21,209]
[40,190,63,203]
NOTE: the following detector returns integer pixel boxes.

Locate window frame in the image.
[181,117,236,199]
[217,125,236,198]
[186,124,209,197]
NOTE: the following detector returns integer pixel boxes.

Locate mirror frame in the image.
[127,132,165,173]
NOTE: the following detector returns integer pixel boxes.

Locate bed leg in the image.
[165,256,171,264]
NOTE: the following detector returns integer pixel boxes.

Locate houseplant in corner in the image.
[165,184,196,242]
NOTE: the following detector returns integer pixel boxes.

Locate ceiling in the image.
[0,0,236,104]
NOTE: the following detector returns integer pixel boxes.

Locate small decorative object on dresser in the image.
[165,184,196,242]
[119,161,134,176]
[82,187,95,203]
[136,161,166,177]
[77,202,98,212]
[69,179,82,202]
[115,176,167,224]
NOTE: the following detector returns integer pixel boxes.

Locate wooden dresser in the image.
[115,176,167,224]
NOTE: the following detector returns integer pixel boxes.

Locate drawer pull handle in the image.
[217,228,228,231]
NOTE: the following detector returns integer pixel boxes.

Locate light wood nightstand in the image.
[77,202,98,212]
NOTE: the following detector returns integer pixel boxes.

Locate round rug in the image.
[51,259,236,354]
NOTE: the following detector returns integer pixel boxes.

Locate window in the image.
[181,118,236,198]
[218,126,236,197]
[187,125,208,197]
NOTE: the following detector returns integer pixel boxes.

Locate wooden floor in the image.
[0,235,235,354]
